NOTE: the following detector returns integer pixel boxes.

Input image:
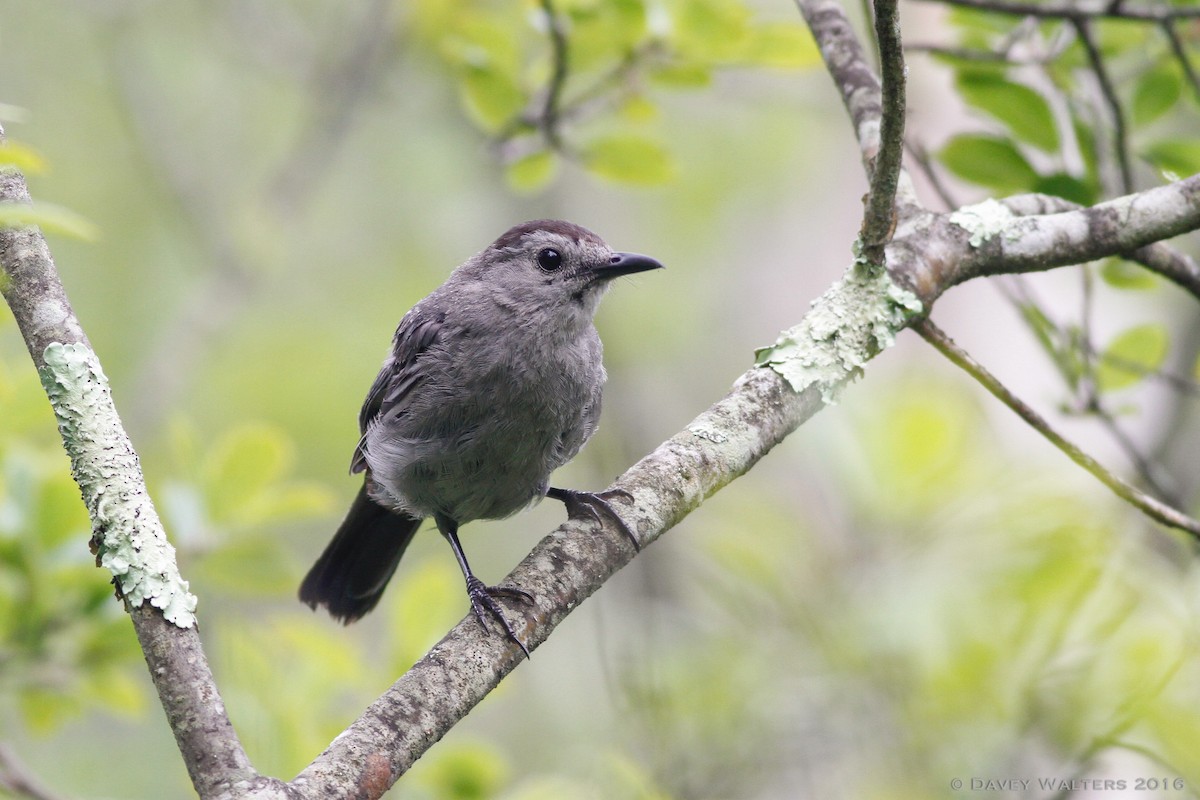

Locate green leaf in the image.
[1032,173,1096,205]
[0,201,99,240]
[1142,139,1200,178]
[1099,258,1157,291]
[938,134,1038,192]
[20,687,83,733]
[416,742,510,800]
[742,22,819,69]
[956,71,1059,152]
[565,0,646,71]
[459,65,525,133]
[673,0,752,63]
[649,61,713,88]
[1096,324,1169,392]
[1133,64,1183,126]
[504,150,559,194]
[0,141,46,173]
[34,472,89,550]
[619,95,659,123]
[584,134,673,184]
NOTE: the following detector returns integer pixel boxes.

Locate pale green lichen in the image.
[686,421,729,443]
[754,256,923,402]
[39,342,197,628]
[949,198,1016,247]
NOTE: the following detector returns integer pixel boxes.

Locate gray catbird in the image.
[299,219,662,653]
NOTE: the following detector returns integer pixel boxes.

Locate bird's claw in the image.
[546,487,640,551]
[465,576,534,658]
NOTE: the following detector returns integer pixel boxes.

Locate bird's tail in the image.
[299,483,422,623]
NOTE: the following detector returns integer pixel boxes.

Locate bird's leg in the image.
[545,487,640,551]
[435,514,534,658]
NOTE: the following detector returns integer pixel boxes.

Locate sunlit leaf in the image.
[649,61,712,88]
[938,134,1038,192]
[743,22,820,69]
[460,65,526,133]
[1133,64,1183,125]
[191,537,297,595]
[956,71,1059,152]
[1100,258,1157,290]
[619,95,659,123]
[82,665,147,717]
[416,741,510,800]
[505,150,559,193]
[673,0,752,63]
[1142,139,1200,178]
[565,0,646,71]
[389,558,460,669]
[1032,172,1096,205]
[33,471,88,550]
[1096,323,1169,391]
[0,201,99,240]
[201,424,293,521]
[584,133,673,184]
[20,687,81,733]
[0,141,46,173]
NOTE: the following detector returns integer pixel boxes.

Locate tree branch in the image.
[0,744,68,800]
[859,0,907,266]
[5,2,1200,795]
[906,176,1200,305]
[0,157,267,800]
[294,368,830,795]
[797,0,922,224]
[537,0,569,151]
[1072,17,1133,194]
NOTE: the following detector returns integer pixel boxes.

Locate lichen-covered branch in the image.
[0,158,261,799]
[3,3,1200,797]
[939,179,1200,297]
[39,343,197,625]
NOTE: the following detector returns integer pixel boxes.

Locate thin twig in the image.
[1073,17,1133,194]
[860,0,907,267]
[1092,407,1182,506]
[538,0,569,150]
[0,744,68,800]
[1161,20,1200,106]
[915,318,1200,539]
[912,0,1200,22]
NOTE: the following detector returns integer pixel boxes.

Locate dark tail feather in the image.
[299,483,422,623]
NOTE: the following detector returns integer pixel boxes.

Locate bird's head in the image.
[460,220,663,321]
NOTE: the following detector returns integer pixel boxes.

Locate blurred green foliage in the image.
[0,0,1199,799]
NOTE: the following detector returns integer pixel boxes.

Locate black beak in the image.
[591,252,665,279]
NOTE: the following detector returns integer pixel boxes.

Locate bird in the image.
[299,219,663,655]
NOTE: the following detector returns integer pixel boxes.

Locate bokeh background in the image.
[3,1,1200,798]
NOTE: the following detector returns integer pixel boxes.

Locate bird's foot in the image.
[545,487,640,551]
[465,575,535,658]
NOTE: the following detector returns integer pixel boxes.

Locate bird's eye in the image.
[536,248,563,272]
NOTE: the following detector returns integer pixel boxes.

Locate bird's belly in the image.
[365,398,581,523]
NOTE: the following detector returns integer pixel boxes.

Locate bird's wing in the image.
[350,307,445,474]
